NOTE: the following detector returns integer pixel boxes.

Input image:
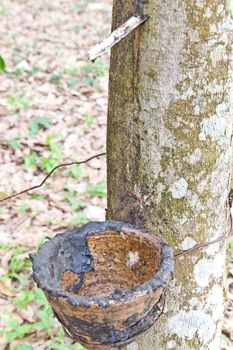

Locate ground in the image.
[0,0,232,349]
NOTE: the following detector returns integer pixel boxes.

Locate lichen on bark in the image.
[107,0,233,349]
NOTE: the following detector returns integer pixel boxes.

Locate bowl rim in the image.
[30,220,174,307]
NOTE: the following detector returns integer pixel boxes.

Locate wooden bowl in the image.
[30,221,173,350]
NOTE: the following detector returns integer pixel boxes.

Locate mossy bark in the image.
[107,1,233,349]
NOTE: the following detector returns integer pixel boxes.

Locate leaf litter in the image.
[0,0,110,348]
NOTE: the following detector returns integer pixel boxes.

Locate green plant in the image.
[81,60,106,77]
[87,183,106,198]
[227,0,233,18]
[46,134,63,161]
[220,334,231,347]
[30,116,52,135]
[0,245,87,349]
[85,113,94,125]
[82,76,100,88]
[0,4,11,16]
[10,65,41,79]
[3,314,35,340]
[1,288,55,341]
[74,25,82,33]
[38,134,63,172]
[41,158,57,172]
[6,247,31,287]
[82,113,95,133]
[63,191,86,210]
[30,194,46,200]
[67,79,78,89]
[6,95,31,114]
[36,309,56,337]
[24,135,63,173]
[64,60,77,76]
[0,242,11,251]
[228,238,233,263]
[8,248,30,273]
[64,164,87,180]
[80,59,106,89]
[10,343,33,350]
[13,290,36,309]
[68,212,88,226]
[11,68,23,78]
[0,55,6,72]
[73,0,91,13]
[45,342,84,350]
[9,139,21,150]
[24,151,40,170]
[70,212,88,224]
[49,71,63,83]
[18,204,30,214]
[28,65,40,76]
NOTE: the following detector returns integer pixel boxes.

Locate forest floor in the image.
[0,0,232,349]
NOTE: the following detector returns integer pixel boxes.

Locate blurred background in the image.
[0,0,232,349]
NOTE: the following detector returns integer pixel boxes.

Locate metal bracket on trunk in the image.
[88,1,149,62]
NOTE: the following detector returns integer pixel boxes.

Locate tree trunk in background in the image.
[107,1,233,350]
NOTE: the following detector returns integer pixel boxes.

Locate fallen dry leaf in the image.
[0,280,15,297]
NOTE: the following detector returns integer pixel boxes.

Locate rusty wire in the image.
[0,152,106,203]
[0,151,232,258]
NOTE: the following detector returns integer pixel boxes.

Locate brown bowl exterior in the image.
[30,221,173,349]
[45,286,166,349]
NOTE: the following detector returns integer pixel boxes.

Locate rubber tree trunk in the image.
[107,1,233,350]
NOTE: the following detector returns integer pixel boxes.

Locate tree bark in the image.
[107,1,233,350]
